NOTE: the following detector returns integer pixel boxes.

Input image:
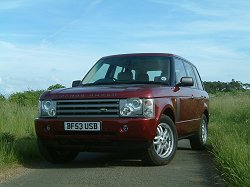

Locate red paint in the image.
[35,53,209,151]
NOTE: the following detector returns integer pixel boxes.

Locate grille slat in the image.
[56,104,118,108]
[56,99,119,103]
[57,109,118,113]
[56,99,120,118]
[56,115,119,118]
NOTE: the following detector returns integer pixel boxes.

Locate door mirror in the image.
[72,80,81,87]
[177,77,194,87]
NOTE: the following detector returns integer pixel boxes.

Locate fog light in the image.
[122,125,128,132]
[45,124,51,131]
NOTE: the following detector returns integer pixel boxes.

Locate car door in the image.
[182,61,202,133]
[174,58,196,136]
[192,65,209,118]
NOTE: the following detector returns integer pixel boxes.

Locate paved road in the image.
[1,140,224,187]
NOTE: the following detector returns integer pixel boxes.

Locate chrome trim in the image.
[176,118,201,124]
[56,99,119,118]
[58,114,119,118]
[57,104,118,108]
[56,99,119,103]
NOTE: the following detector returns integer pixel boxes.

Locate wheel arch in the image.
[162,107,175,124]
[203,109,209,123]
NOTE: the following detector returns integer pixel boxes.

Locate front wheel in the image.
[190,114,208,150]
[37,138,78,164]
[143,115,177,166]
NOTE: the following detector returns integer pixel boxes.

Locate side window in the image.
[113,66,123,79]
[183,62,197,89]
[174,58,187,83]
[90,63,110,83]
[193,66,204,90]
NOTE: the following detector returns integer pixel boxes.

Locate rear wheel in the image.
[144,115,177,165]
[37,138,78,164]
[190,114,208,150]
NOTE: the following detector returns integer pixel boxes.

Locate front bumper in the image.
[35,117,157,150]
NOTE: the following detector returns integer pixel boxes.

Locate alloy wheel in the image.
[153,123,174,158]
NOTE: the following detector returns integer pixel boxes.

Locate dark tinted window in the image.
[82,56,171,85]
[174,58,187,83]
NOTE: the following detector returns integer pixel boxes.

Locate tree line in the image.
[0,84,65,106]
[204,79,250,93]
[1,81,249,105]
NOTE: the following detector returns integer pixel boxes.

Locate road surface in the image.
[1,140,224,187]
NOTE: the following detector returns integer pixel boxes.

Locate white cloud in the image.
[0,0,22,10]
[150,0,250,18]
[0,40,104,95]
[85,0,104,13]
[120,39,250,83]
[0,0,31,10]
[0,41,16,49]
[150,0,218,17]
[0,0,250,95]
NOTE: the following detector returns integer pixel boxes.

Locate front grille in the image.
[56,99,120,118]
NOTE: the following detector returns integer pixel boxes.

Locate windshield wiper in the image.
[82,81,169,86]
[81,82,118,86]
[124,81,169,85]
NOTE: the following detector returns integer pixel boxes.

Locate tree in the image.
[243,83,250,90]
[8,90,44,106]
[204,79,245,93]
[0,94,5,101]
[47,84,65,90]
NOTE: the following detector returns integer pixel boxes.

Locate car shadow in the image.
[177,139,193,150]
[22,139,194,169]
[23,152,147,169]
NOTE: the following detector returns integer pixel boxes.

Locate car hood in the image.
[40,84,175,100]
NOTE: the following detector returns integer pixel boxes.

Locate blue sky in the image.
[0,0,250,95]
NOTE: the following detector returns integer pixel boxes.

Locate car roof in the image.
[102,53,174,59]
[101,53,191,64]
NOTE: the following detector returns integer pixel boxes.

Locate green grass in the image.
[0,101,40,170]
[208,91,250,187]
[0,91,250,186]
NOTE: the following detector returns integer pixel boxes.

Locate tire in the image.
[190,114,208,150]
[37,138,78,164]
[143,115,177,166]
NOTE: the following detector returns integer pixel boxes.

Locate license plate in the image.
[64,122,101,131]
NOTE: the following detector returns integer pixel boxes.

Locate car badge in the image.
[100,108,108,112]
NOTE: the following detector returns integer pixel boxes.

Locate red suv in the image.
[35,53,209,165]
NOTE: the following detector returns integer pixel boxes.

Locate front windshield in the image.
[82,56,171,85]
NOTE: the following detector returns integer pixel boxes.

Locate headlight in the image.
[143,99,154,118]
[39,100,56,117]
[120,98,154,118]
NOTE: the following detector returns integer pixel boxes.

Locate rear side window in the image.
[183,62,197,89]
[193,66,204,90]
[174,58,187,83]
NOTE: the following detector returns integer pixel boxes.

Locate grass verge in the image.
[0,91,250,186]
[208,91,250,187]
[0,101,40,171]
